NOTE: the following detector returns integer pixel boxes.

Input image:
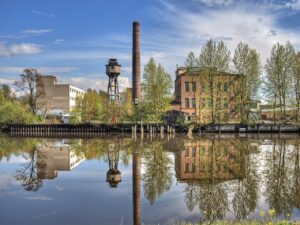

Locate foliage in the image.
[185,51,199,68]
[199,39,231,123]
[265,42,295,122]
[139,58,172,123]
[0,100,38,124]
[233,42,262,123]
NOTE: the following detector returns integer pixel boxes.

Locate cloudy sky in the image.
[0,0,300,91]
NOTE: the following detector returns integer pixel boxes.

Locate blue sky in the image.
[0,0,300,91]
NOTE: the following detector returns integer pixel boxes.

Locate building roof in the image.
[176,67,241,78]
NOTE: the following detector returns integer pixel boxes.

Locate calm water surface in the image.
[0,133,300,225]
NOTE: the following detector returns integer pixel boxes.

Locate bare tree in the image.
[14,68,46,114]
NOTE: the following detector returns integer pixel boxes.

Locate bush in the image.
[0,101,37,124]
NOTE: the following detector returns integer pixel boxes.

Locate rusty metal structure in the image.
[106,58,121,104]
[132,21,141,104]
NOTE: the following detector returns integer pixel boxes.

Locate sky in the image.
[0,0,300,92]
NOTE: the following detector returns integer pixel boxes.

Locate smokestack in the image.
[132,21,141,104]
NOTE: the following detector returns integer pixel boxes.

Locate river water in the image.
[0,133,299,225]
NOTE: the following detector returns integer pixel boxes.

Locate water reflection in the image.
[1,134,300,224]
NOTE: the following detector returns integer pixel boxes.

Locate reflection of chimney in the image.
[132,21,141,103]
[132,151,141,225]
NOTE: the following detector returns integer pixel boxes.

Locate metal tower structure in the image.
[106,59,121,104]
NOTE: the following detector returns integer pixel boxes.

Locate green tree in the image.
[81,89,102,122]
[199,39,231,123]
[185,51,199,69]
[233,42,262,123]
[292,52,300,122]
[140,58,172,122]
[265,42,295,122]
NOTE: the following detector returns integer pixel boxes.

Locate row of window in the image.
[184,163,229,173]
[184,98,229,109]
[70,88,84,95]
[184,146,229,157]
[184,81,228,93]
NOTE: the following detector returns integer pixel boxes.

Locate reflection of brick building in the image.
[175,139,246,183]
[37,140,85,179]
[174,67,241,123]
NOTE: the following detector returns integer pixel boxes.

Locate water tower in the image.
[106,58,121,104]
[106,142,121,188]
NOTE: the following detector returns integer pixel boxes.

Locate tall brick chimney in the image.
[132,21,141,104]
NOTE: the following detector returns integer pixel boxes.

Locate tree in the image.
[140,58,172,122]
[265,42,295,122]
[81,90,101,122]
[0,84,14,100]
[233,42,261,123]
[14,68,45,114]
[292,52,300,122]
[199,39,231,123]
[185,51,199,69]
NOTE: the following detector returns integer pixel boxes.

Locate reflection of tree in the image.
[142,140,173,204]
[232,140,259,219]
[289,140,300,209]
[15,146,42,191]
[264,140,292,216]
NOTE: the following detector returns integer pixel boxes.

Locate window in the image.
[185,98,189,108]
[200,164,205,172]
[208,98,212,108]
[192,163,196,173]
[224,98,228,108]
[223,82,228,92]
[200,147,205,156]
[217,98,221,108]
[192,98,196,108]
[217,82,222,91]
[192,147,196,157]
[185,82,189,92]
[201,82,205,93]
[201,99,206,108]
[192,82,196,92]
[208,146,212,156]
[223,147,228,156]
[184,147,189,157]
[185,163,189,173]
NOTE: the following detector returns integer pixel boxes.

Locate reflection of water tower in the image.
[106,59,121,104]
[106,142,121,188]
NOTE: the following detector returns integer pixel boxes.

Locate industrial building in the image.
[173,67,242,123]
[36,75,85,116]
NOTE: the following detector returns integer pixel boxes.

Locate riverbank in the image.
[1,123,300,134]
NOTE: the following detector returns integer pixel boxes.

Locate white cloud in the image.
[0,66,79,74]
[22,195,54,201]
[0,43,42,57]
[62,75,130,92]
[195,0,235,7]
[31,10,55,18]
[54,39,64,44]
[22,29,52,34]
[146,0,300,70]
[285,0,300,10]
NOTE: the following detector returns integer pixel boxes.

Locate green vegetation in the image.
[0,83,39,124]
[138,58,172,123]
